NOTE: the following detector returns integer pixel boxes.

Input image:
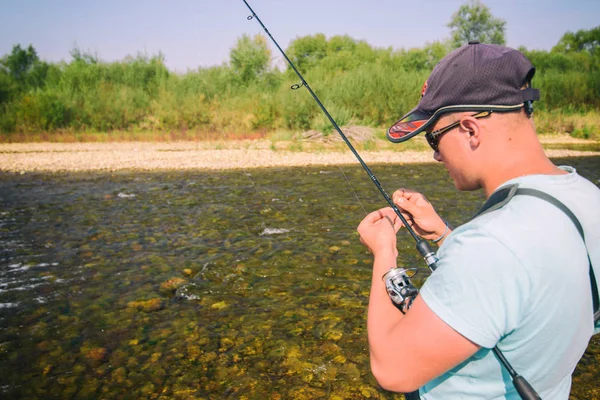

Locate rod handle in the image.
[513,375,541,400]
[404,390,421,400]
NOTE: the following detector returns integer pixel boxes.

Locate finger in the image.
[394,194,418,214]
[384,205,412,229]
[379,208,405,231]
[389,215,405,233]
[392,189,409,204]
[378,207,398,221]
[364,208,386,224]
[404,191,431,207]
[383,215,394,228]
[358,208,389,232]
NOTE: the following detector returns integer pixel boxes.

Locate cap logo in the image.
[421,80,428,97]
[390,122,413,133]
[389,120,426,136]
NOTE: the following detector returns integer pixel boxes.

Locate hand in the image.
[392,189,449,242]
[357,207,401,257]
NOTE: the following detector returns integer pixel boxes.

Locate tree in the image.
[0,44,51,97]
[70,47,98,64]
[229,34,271,84]
[448,0,506,48]
[322,35,373,71]
[400,41,451,71]
[0,44,40,82]
[552,26,600,55]
[286,34,328,72]
[0,69,16,104]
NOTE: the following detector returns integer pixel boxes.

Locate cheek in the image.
[441,153,473,189]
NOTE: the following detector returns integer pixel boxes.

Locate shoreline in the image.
[1,141,599,172]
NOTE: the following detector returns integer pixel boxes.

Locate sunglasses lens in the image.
[425,133,437,151]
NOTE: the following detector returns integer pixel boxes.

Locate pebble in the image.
[1,141,597,172]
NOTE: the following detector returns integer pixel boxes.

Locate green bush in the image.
[0,38,599,138]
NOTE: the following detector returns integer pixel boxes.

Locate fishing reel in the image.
[383,267,419,314]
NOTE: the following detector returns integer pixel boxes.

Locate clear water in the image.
[1,157,598,399]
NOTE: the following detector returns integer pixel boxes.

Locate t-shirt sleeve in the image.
[419,225,532,349]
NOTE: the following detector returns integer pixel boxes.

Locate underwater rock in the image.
[219,337,235,353]
[359,384,380,398]
[329,246,341,253]
[150,352,161,363]
[159,277,187,294]
[187,345,202,361]
[111,367,127,384]
[333,355,347,364]
[140,383,156,396]
[324,330,343,342]
[42,364,52,376]
[199,352,217,364]
[341,362,362,381]
[82,346,108,365]
[211,301,228,310]
[127,298,164,312]
[109,349,128,366]
[286,386,327,398]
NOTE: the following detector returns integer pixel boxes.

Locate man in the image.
[357,42,600,399]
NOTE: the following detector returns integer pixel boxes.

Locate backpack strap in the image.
[474,184,599,324]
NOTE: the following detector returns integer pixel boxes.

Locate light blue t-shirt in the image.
[419,167,600,399]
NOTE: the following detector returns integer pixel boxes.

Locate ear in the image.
[459,117,482,150]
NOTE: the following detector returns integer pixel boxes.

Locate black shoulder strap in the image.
[475,184,519,218]
[474,184,600,324]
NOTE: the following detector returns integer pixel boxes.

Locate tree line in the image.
[0,1,598,139]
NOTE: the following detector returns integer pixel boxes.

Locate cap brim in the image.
[387,103,527,144]
[386,108,435,143]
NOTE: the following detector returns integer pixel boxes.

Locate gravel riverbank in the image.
[1,141,599,172]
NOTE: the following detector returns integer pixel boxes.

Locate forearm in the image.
[367,250,407,375]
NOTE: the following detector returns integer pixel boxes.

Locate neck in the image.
[480,127,566,197]
[482,158,565,197]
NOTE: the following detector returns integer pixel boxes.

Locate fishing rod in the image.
[241,0,437,272]
[240,2,540,399]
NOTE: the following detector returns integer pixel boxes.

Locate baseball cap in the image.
[387,41,540,143]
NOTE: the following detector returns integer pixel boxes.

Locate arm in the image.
[358,207,479,392]
[368,272,480,392]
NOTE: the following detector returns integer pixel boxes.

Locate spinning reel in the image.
[383,267,420,313]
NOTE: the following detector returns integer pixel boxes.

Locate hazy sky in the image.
[1,0,598,72]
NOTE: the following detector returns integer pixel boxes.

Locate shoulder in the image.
[421,219,532,348]
[439,204,529,264]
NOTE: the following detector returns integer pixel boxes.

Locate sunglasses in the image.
[425,110,493,151]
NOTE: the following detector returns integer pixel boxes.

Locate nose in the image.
[433,151,442,163]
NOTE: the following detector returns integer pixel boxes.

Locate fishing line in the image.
[241,166,275,213]
[335,164,368,216]
[240,2,541,399]
[239,165,288,238]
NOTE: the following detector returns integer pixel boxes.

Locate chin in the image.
[446,166,481,192]
[453,179,481,192]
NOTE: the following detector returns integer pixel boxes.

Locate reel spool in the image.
[383,267,420,313]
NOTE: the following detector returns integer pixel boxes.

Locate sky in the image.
[1,0,599,73]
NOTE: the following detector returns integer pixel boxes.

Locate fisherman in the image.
[357,42,600,399]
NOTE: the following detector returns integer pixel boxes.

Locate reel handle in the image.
[383,267,419,314]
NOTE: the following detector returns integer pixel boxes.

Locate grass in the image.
[0,129,269,143]
[1,111,598,154]
[1,128,598,154]
[534,110,600,139]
